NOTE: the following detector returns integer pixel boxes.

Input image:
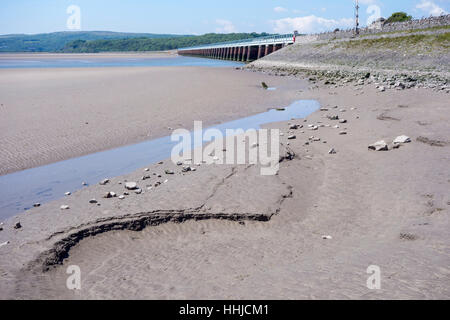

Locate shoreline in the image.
[0,67,449,299]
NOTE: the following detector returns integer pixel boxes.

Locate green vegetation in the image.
[61,33,272,53]
[386,12,412,24]
[0,31,187,52]
[338,32,450,53]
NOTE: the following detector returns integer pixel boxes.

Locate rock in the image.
[379,86,386,92]
[99,179,110,185]
[82,182,88,186]
[125,182,138,190]
[176,161,183,166]
[135,189,143,195]
[33,203,41,207]
[368,140,388,151]
[104,192,116,199]
[328,148,337,154]
[118,195,125,200]
[339,119,347,124]
[0,241,9,247]
[309,126,319,131]
[289,124,300,130]
[327,115,339,121]
[123,192,129,196]
[89,199,98,204]
[144,168,150,172]
[165,170,174,175]
[287,135,296,140]
[276,107,286,111]
[14,222,22,229]
[393,135,411,145]
[320,108,329,111]
[339,131,347,135]
[60,205,70,210]
[142,175,151,181]
[65,192,71,196]
[322,235,333,240]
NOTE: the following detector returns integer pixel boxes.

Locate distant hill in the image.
[0,31,188,52]
[61,33,272,53]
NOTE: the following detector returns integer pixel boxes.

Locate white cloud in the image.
[215,19,237,33]
[359,0,378,4]
[274,6,288,13]
[272,15,354,34]
[416,1,448,16]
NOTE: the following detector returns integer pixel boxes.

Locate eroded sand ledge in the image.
[0,67,449,299]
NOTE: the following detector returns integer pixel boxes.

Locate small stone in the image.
[182,166,193,172]
[99,179,110,185]
[328,148,337,154]
[144,168,150,172]
[379,86,386,92]
[339,131,347,135]
[322,235,333,240]
[125,182,138,190]
[287,135,296,140]
[393,135,411,145]
[104,192,116,199]
[164,179,169,183]
[368,140,388,151]
[89,199,98,204]
[289,124,300,130]
[176,161,183,166]
[135,189,143,195]
[14,222,22,229]
[82,182,88,186]
[123,192,129,196]
[118,195,125,200]
[60,205,70,210]
[327,115,339,120]
[65,192,71,196]
[339,119,347,124]
[0,241,9,247]
[33,203,41,208]
[142,175,151,181]
[165,170,174,175]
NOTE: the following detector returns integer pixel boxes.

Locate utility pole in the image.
[355,0,360,35]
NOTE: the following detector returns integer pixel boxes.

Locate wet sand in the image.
[0,69,449,300]
[0,65,302,175]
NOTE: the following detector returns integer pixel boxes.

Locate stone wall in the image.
[296,14,450,42]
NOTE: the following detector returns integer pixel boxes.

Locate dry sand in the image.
[0,65,302,175]
[0,68,449,300]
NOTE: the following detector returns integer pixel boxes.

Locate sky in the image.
[0,0,449,35]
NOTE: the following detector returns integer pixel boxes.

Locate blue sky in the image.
[0,0,449,35]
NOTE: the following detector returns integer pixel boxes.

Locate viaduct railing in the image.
[177,33,295,62]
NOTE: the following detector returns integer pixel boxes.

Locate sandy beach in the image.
[0,64,449,299]
[0,64,303,175]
